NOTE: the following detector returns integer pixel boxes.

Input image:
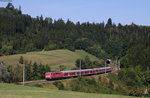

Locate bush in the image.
[129,88,144,96]
[118,67,144,87]
[53,81,64,90]
[6,62,51,83]
[44,44,57,51]
[0,62,9,82]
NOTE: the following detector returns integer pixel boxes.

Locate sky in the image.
[0,0,150,25]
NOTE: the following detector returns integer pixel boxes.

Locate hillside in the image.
[42,74,141,96]
[0,83,138,98]
[0,49,99,70]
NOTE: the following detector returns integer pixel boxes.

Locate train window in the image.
[77,72,80,74]
[45,73,50,75]
[70,73,75,75]
[64,73,68,75]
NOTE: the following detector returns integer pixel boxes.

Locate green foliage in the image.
[6,62,51,82]
[61,76,129,95]
[7,65,23,83]
[75,38,94,51]
[59,65,66,71]
[0,5,149,72]
[120,39,150,70]
[33,63,51,80]
[45,65,51,72]
[44,44,57,51]
[75,56,103,69]
[30,62,51,80]
[0,83,138,98]
[65,77,111,93]
[104,40,124,58]
[25,65,32,81]
[32,62,38,80]
[129,88,144,97]
[88,44,108,59]
[19,56,24,64]
[109,69,150,97]
[117,66,150,96]
[118,67,143,88]
[53,81,64,90]
[143,71,150,86]
[6,3,14,10]
[75,58,84,69]
[106,18,113,28]
[0,62,9,82]
[120,56,130,68]
[84,56,92,68]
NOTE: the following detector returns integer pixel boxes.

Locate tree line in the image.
[0,57,51,83]
[75,56,104,69]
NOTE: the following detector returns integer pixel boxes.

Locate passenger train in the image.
[45,67,113,80]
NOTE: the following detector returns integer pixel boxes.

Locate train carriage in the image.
[45,67,113,80]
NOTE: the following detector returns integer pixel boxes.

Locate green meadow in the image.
[0,49,99,70]
[0,83,138,98]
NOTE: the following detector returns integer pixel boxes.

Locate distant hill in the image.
[0,83,138,98]
[0,49,99,70]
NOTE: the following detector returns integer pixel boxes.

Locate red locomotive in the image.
[45,67,113,80]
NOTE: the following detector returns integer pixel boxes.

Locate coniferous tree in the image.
[0,62,9,82]
[6,3,14,10]
[106,18,112,28]
[19,56,24,64]
[25,65,32,81]
[32,62,38,80]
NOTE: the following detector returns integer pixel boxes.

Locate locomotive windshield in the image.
[45,73,51,75]
[53,73,62,75]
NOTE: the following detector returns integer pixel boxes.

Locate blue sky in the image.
[0,0,150,25]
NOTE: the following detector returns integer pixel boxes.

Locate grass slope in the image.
[0,83,138,98]
[0,49,99,70]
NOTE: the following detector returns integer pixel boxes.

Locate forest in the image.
[0,3,149,70]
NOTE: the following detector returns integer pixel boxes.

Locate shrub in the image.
[0,62,10,82]
[129,88,144,97]
[53,81,64,90]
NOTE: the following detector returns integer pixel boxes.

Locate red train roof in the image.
[61,67,111,73]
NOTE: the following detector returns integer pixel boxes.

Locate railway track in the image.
[19,72,114,85]
[19,78,77,85]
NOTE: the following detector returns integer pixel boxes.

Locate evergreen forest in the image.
[0,3,150,70]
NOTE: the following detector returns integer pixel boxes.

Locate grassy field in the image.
[0,83,139,98]
[0,49,99,70]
